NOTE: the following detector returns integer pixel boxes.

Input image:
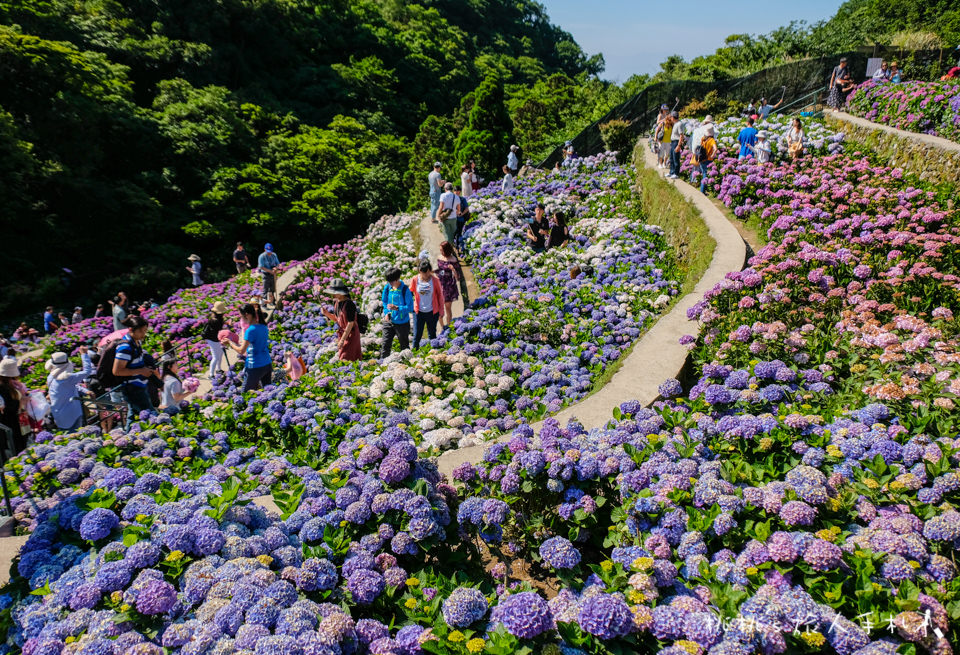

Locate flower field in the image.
[846,80,960,143]
[2,118,960,655]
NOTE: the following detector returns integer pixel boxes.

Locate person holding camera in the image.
[380,268,412,358]
[112,315,160,415]
[46,346,95,430]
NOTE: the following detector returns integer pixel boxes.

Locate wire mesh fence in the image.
[538,47,949,168]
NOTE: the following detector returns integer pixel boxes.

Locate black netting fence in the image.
[538,47,950,168]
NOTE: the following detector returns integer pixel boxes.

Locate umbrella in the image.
[98,328,129,347]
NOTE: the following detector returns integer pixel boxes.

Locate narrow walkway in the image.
[824,109,960,154]
[436,147,747,478]
[417,214,479,320]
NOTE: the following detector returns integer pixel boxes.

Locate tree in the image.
[453,74,514,182]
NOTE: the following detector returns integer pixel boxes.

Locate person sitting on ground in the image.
[46,346,95,430]
[71,306,83,324]
[501,165,515,192]
[872,60,890,81]
[112,315,160,416]
[547,211,570,249]
[749,131,772,164]
[889,61,901,83]
[159,358,193,415]
[380,268,413,359]
[186,254,203,286]
[257,243,280,306]
[436,241,465,329]
[233,242,251,274]
[410,260,444,349]
[221,303,273,391]
[284,351,306,381]
[737,116,758,160]
[527,202,549,253]
[786,118,805,160]
[320,279,362,362]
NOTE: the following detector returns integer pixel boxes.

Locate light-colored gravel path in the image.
[435,147,747,478]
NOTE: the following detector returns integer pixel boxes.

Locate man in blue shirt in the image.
[112,316,158,417]
[43,306,58,334]
[737,117,759,160]
[257,243,281,306]
[380,268,412,358]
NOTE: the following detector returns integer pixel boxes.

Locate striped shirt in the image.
[115,335,148,387]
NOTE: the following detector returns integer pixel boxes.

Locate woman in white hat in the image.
[185,254,203,286]
[0,357,30,452]
[201,301,230,379]
[46,346,95,430]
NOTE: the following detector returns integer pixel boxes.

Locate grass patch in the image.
[631,144,715,298]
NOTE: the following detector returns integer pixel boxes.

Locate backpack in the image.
[95,338,140,390]
[357,313,369,334]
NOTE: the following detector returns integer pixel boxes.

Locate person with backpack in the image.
[46,346,95,431]
[410,260,444,349]
[221,303,273,391]
[380,268,412,358]
[110,315,159,417]
[691,124,719,194]
[320,279,362,362]
[257,243,280,307]
[454,186,470,252]
[437,182,460,246]
[202,301,229,379]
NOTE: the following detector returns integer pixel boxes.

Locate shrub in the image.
[598,118,635,162]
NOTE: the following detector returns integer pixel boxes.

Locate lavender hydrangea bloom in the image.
[347,569,384,605]
[136,578,178,615]
[491,592,553,639]
[79,508,119,541]
[539,536,581,569]
[441,587,488,627]
[578,594,633,639]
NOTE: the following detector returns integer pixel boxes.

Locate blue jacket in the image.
[382,282,412,324]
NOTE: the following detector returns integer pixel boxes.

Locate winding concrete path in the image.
[416,215,479,321]
[824,109,960,154]
[435,147,747,478]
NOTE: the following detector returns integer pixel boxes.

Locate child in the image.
[159,359,194,415]
[750,131,772,164]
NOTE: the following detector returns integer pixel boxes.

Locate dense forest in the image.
[0,0,609,317]
[2,0,958,321]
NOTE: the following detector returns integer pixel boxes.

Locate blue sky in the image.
[542,0,846,81]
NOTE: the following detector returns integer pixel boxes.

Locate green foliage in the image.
[678,91,744,120]
[598,119,634,162]
[453,75,514,182]
[0,0,600,320]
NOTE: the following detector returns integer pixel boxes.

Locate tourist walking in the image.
[380,268,412,358]
[668,112,685,178]
[428,162,443,220]
[186,255,203,286]
[455,187,470,252]
[659,112,675,168]
[221,303,272,391]
[320,279,362,362]
[828,57,854,108]
[436,242,465,329]
[737,117,758,160]
[202,301,229,379]
[46,346,95,431]
[787,118,805,160]
[0,357,30,453]
[112,316,159,416]
[71,306,83,324]
[692,125,718,193]
[507,145,519,176]
[257,243,280,306]
[410,260,444,349]
[94,303,106,318]
[437,182,460,245]
[43,306,57,334]
[233,242,251,274]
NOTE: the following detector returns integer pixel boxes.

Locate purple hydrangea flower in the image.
[491,592,553,639]
[539,536,581,569]
[442,587,488,627]
[79,508,119,541]
[579,593,633,639]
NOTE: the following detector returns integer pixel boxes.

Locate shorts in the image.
[263,273,276,294]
